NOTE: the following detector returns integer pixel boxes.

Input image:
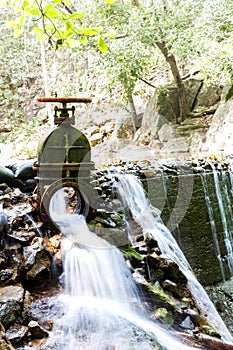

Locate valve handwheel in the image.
[37,97,92,103]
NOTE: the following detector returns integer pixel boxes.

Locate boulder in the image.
[23,237,51,281]
[0,301,21,329]
[0,285,25,329]
[161,137,189,154]
[6,324,28,346]
[116,115,136,140]
[0,322,15,350]
[28,320,49,339]
[0,285,24,304]
[202,98,233,154]
[158,124,177,142]
[89,132,103,147]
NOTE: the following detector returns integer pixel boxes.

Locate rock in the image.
[135,114,168,143]
[151,307,174,327]
[28,320,49,339]
[0,322,15,350]
[22,291,33,321]
[196,84,222,108]
[158,123,176,142]
[0,285,25,329]
[91,226,129,247]
[116,115,136,140]
[0,205,8,237]
[200,324,221,338]
[180,316,195,330]
[0,301,21,329]
[136,79,203,139]
[23,238,51,281]
[99,122,115,136]
[202,98,233,154]
[6,324,28,345]
[0,269,15,285]
[161,137,189,154]
[162,279,184,299]
[189,133,203,154]
[89,132,103,147]
[0,285,24,304]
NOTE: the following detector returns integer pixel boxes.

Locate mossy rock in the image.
[152,307,174,327]
[121,245,144,262]
[200,325,221,338]
[147,282,175,306]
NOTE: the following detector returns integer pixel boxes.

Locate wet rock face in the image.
[142,159,233,286]
[206,278,233,334]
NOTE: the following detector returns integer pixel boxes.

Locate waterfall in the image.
[49,188,67,222]
[210,164,233,274]
[117,174,233,342]
[201,172,226,280]
[45,215,199,349]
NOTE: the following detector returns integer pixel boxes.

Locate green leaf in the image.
[65,38,80,48]
[32,27,44,33]
[68,13,84,20]
[61,27,73,38]
[80,36,88,45]
[54,0,62,3]
[104,0,116,4]
[18,15,25,27]
[6,21,17,29]
[44,4,60,18]
[37,32,47,41]
[79,28,96,36]
[22,0,29,8]
[78,27,102,36]
[98,37,108,53]
[226,85,233,101]
[27,8,41,16]
[13,28,24,38]
[45,24,56,33]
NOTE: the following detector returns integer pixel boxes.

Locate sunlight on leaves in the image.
[98,37,108,53]
[104,0,116,4]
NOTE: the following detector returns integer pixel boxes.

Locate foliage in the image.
[5,0,113,52]
[0,7,41,128]
[2,0,233,109]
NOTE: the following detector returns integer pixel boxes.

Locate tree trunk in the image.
[128,94,137,131]
[131,0,189,122]
[40,40,53,126]
[155,41,190,122]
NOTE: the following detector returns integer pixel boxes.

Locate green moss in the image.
[200,325,221,338]
[147,282,175,306]
[121,245,144,261]
[152,307,174,327]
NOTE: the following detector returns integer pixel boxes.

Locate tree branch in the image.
[138,77,156,88]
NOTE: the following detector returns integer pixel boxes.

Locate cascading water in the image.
[117,174,233,343]
[201,172,226,280]
[210,164,233,274]
[44,196,202,349]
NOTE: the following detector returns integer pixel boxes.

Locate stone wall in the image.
[141,168,233,286]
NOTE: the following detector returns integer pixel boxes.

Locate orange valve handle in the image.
[37,97,92,103]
